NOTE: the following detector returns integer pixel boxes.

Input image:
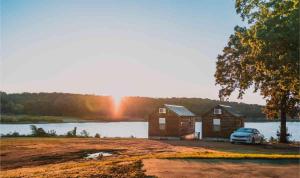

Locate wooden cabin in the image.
[148,104,196,140]
[202,104,244,139]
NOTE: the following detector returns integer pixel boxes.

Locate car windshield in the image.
[236,128,254,133]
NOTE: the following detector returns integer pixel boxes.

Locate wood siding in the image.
[148,106,195,138]
[202,106,244,138]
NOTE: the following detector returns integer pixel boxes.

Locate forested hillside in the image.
[0,92,269,121]
[119,97,265,120]
[0,92,114,119]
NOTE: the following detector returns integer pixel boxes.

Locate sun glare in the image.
[113,95,123,117]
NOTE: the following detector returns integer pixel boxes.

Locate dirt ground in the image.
[0,138,299,177]
[143,159,300,178]
[0,138,175,170]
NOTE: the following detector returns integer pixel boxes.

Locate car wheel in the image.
[230,141,235,144]
[251,137,255,144]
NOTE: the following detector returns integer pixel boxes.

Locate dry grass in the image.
[0,137,299,178]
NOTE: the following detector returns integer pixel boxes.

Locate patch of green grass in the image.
[108,151,300,162]
[155,151,300,159]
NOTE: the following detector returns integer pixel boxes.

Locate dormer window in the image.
[159,108,166,114]
[214,108,222,115]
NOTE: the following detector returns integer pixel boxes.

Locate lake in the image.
[1,122,299,141]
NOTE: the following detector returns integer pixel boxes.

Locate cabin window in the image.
[159,118,166,130]
[180,122,186,126]
[213,118,221,132]
[159,108,166,114]
[181,120,193,127]
[214,108,222,115]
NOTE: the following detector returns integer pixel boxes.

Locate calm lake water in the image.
[0,122,299,141]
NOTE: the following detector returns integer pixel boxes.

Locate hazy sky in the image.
[1,0,265,105]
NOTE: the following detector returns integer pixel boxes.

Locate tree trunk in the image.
[280,108,287,143]
[279,95,288,143]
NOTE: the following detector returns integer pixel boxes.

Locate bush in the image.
[30,125,47,137]
[47,130,57,137]
[269,136,278,143]
[80,130,89,137]
[95,133,101,138]
[11,131,20,137]
[66,127,77,137]
[1,132,23,137]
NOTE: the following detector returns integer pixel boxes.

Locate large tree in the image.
[215,0,299,143]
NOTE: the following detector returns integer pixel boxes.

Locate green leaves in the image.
[215,0,299,119]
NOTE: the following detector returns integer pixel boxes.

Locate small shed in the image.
[202,104,244,139]
[148,104,196,140]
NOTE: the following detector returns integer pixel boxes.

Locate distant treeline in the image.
[0,92,114,119]
[0,92,268,121]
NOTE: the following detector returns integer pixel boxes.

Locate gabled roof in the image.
[164,104,195,117]
[217,104,243,117]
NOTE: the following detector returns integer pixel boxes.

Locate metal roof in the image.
[217,104,243,117]
[164,104,195,117]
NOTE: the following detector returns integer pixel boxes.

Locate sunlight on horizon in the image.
[113,95,123,117]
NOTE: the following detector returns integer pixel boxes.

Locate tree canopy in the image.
[215,0,299,142]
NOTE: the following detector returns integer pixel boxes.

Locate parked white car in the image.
[230,128,264,144]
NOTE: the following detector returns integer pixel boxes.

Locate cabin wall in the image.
[148,106,195,138]
[179,117,195,136]
[148,116,181,137]
[202,108,244,138]
[148,109,181,137]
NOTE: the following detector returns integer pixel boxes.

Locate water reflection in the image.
[85,152,113,159]
[0,122,299,141]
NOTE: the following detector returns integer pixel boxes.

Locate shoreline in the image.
[1,120,300,124]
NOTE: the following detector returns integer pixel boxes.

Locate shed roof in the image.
[164,104,195,117]
[217,104,243,117]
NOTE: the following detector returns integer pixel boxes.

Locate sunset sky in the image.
[1,0,265,105]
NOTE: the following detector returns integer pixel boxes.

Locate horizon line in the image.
[0,90,264,106]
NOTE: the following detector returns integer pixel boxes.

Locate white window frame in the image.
[159,118,166,130]
[213,118,220,125]
[159,108,166,114]
[214,108,222,115]
[213,118,221,132]
[159,118,166,124]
